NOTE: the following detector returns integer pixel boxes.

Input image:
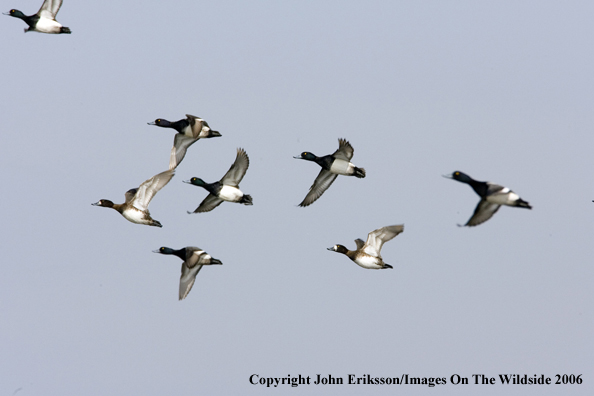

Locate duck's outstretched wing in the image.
[220,148,250,187]
[179,262,203,300]
[38,0,62,19]
[363,225,404,257]
[298,169,338,207]
[463,199,501,227]
[132,169,175,211]
[169,134,199,170]
[332,138,354,161]
[189,194,224,213]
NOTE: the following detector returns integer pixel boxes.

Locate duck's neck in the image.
[315,155,334,170]
[201,181,221,194]
[171,248,187,260]
[170,119,190,134]
[466,179,488,196]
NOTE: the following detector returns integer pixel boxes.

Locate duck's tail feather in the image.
[382,263,393,269]
[354,167,366,178]
[516,198,532,209]
[241,194,253,205]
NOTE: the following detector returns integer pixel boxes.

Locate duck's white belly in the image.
[122,208,148,224]
[486,190,520,206]
[330,159,355,176]
[34,17,63,33]
[353,254,383,269]
[219,185,243,202]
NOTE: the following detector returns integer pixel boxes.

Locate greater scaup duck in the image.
[153,246,222,300]
[92,169,174,227]
[148,114,221,170]
[328,224,404,269]
[5,0,71,34]
[444,170,532,227]
[294,138,366,207]
[184,148,252,213]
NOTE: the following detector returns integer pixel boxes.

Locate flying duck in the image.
[328,224,404,269]
[92,169,174,227]
[148,114,221,170]
[294,138,365,207]
[444,170,532,227]
[5,0,71,34]
[153,246,222,300]
[184,148,252,213]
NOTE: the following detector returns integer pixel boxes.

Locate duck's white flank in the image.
[219,185,243,202]
[32,17,62,33]
[330,159,355,175]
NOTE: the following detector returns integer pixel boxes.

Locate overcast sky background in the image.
[1,1,593,394]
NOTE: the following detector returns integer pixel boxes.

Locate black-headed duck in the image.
[148,114,221,170]
[4,0,71,34]
[184,148,252,213]
[153,246,222,300]
[294,138,365,207]
[444,171,532,227]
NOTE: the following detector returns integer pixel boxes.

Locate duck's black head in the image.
[183,177,206,187]
[92,199,114,208]
[153,247,175,255]
[148,118,171,127]
[444,170,473,184]
[4,9,26,19]
[294,152,316,161]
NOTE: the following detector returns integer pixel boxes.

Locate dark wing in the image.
[179,263,203,300]
[332,138,354,161]
[190,194,224,213]
[354,238,365,250]
[124,188,137,203]
[169,134,199,170]
[132,169,175,211]
[184,247,204,267]
[298,169,338,207]
[220,148,250,187]
[464,199,501,227]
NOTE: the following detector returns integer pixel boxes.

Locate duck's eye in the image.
[454,172,459,176]
[160,247,165,252]
[157,119,161,122]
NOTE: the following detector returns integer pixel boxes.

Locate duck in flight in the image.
[153,246,222,300]
[184,148,252,213]
[294,138,365,207]
[444,171,532,227]
[92,169,174,227]
[328,225,404,269]
[148,114,221,170]
[4,0,71,34]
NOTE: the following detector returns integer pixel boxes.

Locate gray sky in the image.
[2,1,592,394]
